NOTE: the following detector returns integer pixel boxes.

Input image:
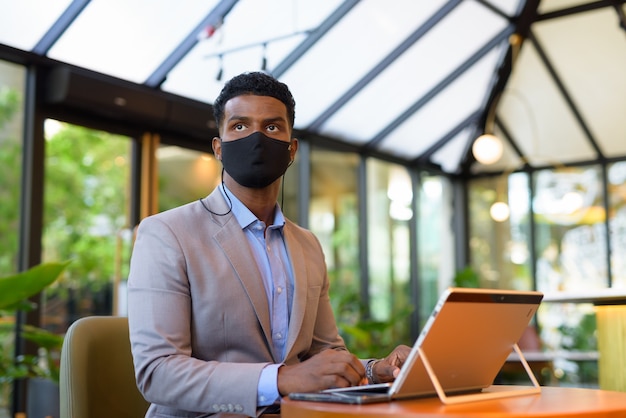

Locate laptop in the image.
[289,287,544,405]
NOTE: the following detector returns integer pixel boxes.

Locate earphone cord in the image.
[199,168,233,216]
[199,169,288,216]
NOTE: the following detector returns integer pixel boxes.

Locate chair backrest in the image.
[60,316,150,418]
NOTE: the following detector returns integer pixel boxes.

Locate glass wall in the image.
[467,165,614,386]
[0,60,25,418]
[533,166,607,292]
[41,121,132,329]
[418,173,455,324]
[607,161,626,287]
[157,146,221,212]
[308,149,362,351]
[366,159,412,354]
[468,172,533,290]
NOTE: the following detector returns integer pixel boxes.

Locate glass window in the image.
[308,149,361,350]
[468,172,533,290]
[157,146,221,212]
[608,161,626,287]
[0,59,25,417]
[418,173,454,324]
[0,61,24,277]
[533,166,607,292]
[42,121,132,328]
[533,166,605,386]
[366,159,412,354]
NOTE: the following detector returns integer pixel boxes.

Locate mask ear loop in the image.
[280,174,286,210]
[199,167,233,216]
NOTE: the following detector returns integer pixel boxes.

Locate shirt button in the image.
[277,286,283,294]
[276,332,282,339]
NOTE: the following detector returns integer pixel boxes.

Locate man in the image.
[128,71,409,417]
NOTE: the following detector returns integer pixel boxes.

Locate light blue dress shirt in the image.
[219,185,294,406]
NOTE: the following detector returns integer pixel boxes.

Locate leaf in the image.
[21,325,65,351]
[0,261,71,311]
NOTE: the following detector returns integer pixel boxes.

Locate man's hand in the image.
[277,349,365,395]
[373,344,412,383]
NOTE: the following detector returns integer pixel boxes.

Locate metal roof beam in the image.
[308,0,462,131]
[365,26,513,151]
[614,1,626,31]
[459,0,539,174]
[270,0,359,78]
[145,0,239,88]
[32,0,90,55]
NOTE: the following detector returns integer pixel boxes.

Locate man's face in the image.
[219,94,292,143]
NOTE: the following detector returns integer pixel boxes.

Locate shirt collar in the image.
[219,184,285,230]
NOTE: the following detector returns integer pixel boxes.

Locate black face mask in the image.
[220,131,292,188]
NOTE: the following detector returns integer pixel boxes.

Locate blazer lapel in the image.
[283,224,308,358]
[206,191,274,356]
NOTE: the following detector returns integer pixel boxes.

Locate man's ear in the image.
[212,137,222,160]
[289,138,299,162]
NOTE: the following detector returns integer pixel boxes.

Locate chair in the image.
[60,316,150,418]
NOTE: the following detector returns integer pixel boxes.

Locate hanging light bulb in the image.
[472,134,503,165]
[490,201,510,222]
[216,54,224,81]
[261,43,268,72]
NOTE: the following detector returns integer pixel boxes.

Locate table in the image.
[281,386,626,418]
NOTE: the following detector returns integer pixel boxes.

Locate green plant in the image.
[0,261,69,385]
[452,266,480,288]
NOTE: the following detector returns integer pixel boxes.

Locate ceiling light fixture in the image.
[490,201,510,222]
[216,54,223,81]
[472,134,503,165]
[471,34,524,167]
[261,43,268,72]
[205,30,312,75]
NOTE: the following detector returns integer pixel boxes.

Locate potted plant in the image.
[0,261,69,418]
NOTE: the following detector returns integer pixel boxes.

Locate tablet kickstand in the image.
[418,344,541,405]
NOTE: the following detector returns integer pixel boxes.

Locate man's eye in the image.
[234,124,244,131]
[267,125,277,131]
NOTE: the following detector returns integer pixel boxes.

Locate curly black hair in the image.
[213,71,296,131]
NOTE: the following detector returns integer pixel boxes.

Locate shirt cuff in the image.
[257,363,282,406]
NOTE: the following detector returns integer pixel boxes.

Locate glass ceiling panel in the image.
[432,127,473,173]
[487,0,525,16]
[48,0,220,83]
[162,0,340,105]
[499,41,596,166]
[319,0,508,144]
[533,8,626,158]
[279,0,448,130]
[0,0,71,50]
[377,46,504,160]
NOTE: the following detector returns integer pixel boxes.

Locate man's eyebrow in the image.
[263,116,288,124]
[226,115,250,124]
[226,115,287,124]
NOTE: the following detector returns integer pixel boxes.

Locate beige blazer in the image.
[128,187,345,417]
